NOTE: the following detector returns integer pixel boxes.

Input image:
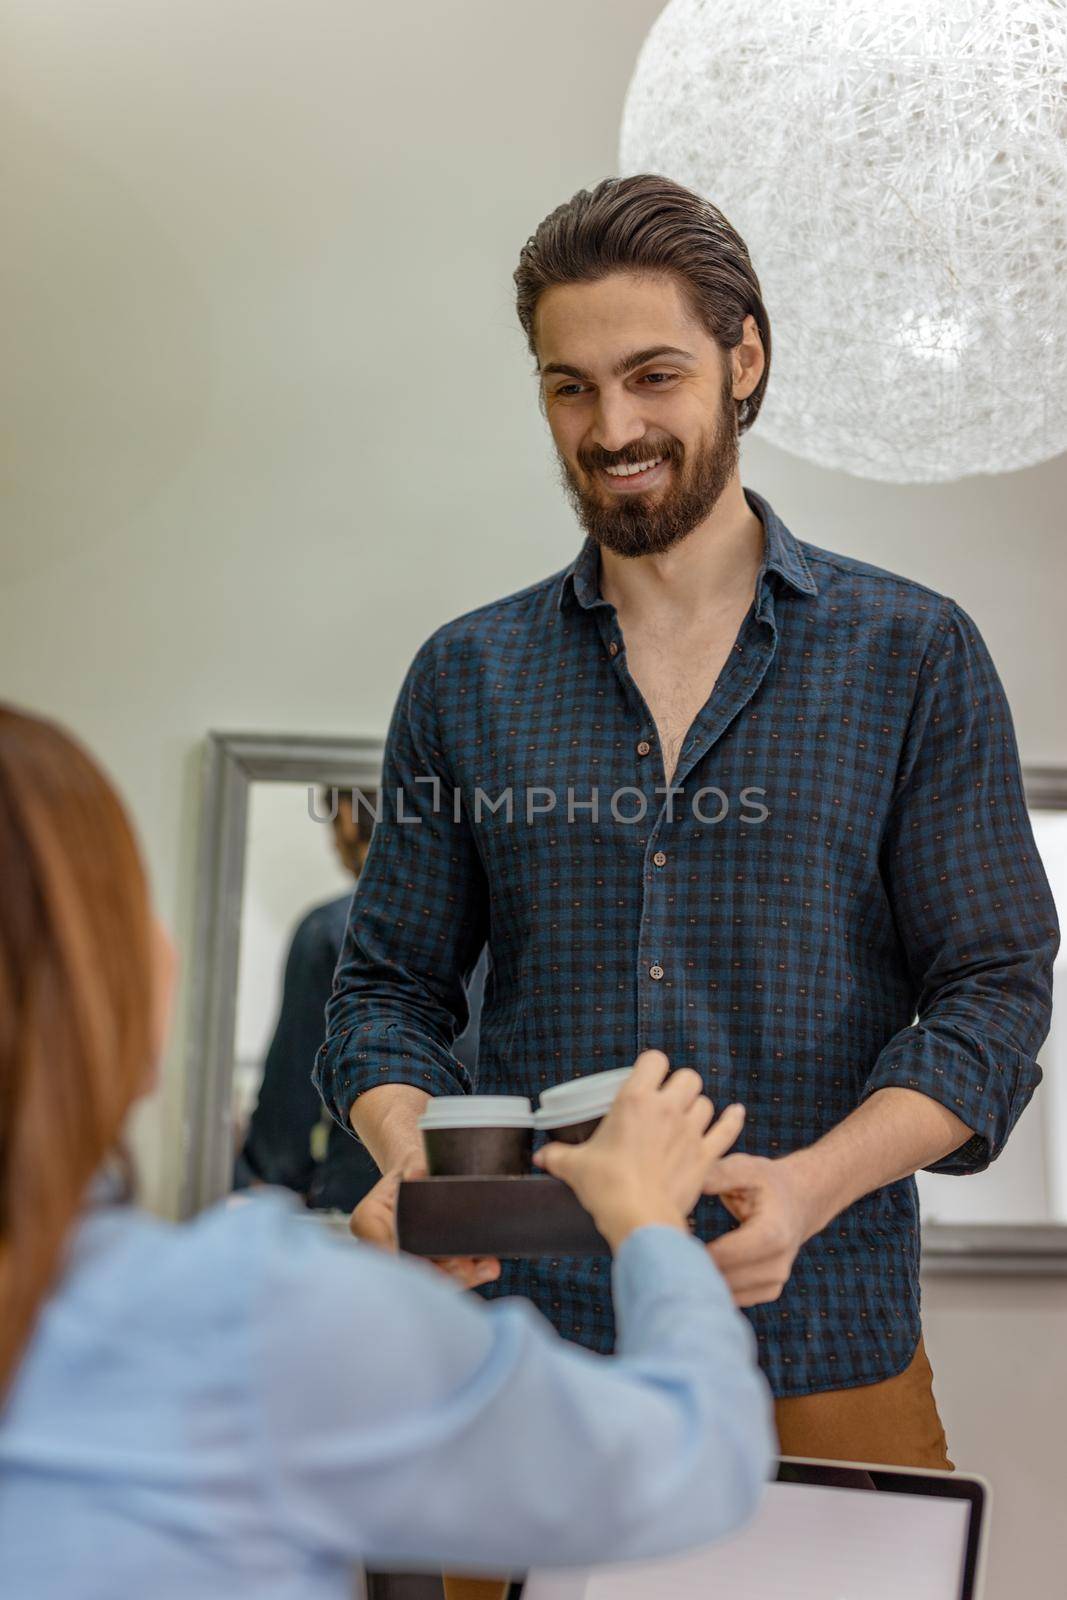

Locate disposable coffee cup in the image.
[418,1095,535,1176]
[534,1068,633,1145]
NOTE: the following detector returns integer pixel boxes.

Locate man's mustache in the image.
[579,446,679,471]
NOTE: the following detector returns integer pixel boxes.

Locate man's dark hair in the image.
[349,787,379,844]
[513,173,770,434]
[317,785,379,844]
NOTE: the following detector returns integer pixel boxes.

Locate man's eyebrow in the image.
[537,345,698,381]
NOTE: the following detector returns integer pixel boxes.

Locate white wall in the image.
[3,4,1065,1593]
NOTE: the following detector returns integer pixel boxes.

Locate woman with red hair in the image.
[0,705,773,1599]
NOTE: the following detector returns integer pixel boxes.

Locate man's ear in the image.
[732,314,765,401]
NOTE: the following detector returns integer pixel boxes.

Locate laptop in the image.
[517,1457,989,1600]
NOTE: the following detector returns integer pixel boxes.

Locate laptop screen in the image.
[520,1463,984,1600]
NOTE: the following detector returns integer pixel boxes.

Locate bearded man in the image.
[316,175,1057,1558]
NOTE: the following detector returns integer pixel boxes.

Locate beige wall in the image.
[922,1273,1067,1598]
[3,4,1065,1593]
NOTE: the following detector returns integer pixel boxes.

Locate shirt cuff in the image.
[860,1020,1042,1175]
[313,1025,472,1132]
[612,1224,732,1311]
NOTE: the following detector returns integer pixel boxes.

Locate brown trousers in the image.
[441,1336,952,1600]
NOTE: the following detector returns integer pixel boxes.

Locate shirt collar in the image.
[557,485,818,614]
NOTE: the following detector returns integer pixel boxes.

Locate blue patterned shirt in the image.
[316,486,1058,1398]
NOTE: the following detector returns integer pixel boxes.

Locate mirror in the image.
[181,733,381,1217]
[180,732,484,1219]
[182,734,1067,1271]
[918,783,1067,1270]
[229,778,376,1210]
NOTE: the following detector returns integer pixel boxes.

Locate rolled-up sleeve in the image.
[314,631,490,1131]
[864,599,1059,1174]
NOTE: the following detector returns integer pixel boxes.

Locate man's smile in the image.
[594,456,672,493]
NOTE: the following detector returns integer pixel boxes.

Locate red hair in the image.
[0,706,154,1400]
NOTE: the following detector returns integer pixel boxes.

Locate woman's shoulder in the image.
[63,1188,433,1331]
[42,1186,474,1398]
[54,1188,317,1342]
[4,1192,323,1451]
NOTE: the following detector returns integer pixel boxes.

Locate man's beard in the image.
[555,373,739,559]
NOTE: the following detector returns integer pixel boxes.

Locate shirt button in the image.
[649,963,664,981]
[636,740,651,756]
[608,640,619,657]
[653,851,667,867]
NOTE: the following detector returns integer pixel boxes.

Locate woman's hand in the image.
[532,1050,745,1251]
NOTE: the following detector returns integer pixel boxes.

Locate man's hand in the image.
[702,1154,821,1308]
[349,1163,411,1250]
[349,1155,501,1290]
[702,1088,978,1307]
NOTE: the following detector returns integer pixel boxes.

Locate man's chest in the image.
[455,596,900,894]
[622,612,750,786]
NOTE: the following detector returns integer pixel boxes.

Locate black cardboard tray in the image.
[396,1175,611,1258]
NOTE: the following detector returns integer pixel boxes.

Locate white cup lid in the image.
[419,1094,534,1131]
[534,1068,632,1129]
[537,1069,632,1109]
[534,1101,610,1131]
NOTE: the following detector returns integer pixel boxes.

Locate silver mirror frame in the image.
[180,736,1067,1272]
[179,732,384,1218]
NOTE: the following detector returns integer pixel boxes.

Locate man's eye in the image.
[552,373,674,397]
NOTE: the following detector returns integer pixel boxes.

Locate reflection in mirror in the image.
[226,778,485,1215]
[229,781,377,1210]
[917,807,1067,1226]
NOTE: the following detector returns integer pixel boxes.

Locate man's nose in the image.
[588,388,648,455]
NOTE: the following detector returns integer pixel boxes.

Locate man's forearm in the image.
[785,1087,974,1241]
[350,1082,431,1173]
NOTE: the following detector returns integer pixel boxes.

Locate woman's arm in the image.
[252,1060,773,1575]
[252,1202,774,1576]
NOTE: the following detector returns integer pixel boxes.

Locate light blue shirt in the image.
[0,1187,775,1596]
